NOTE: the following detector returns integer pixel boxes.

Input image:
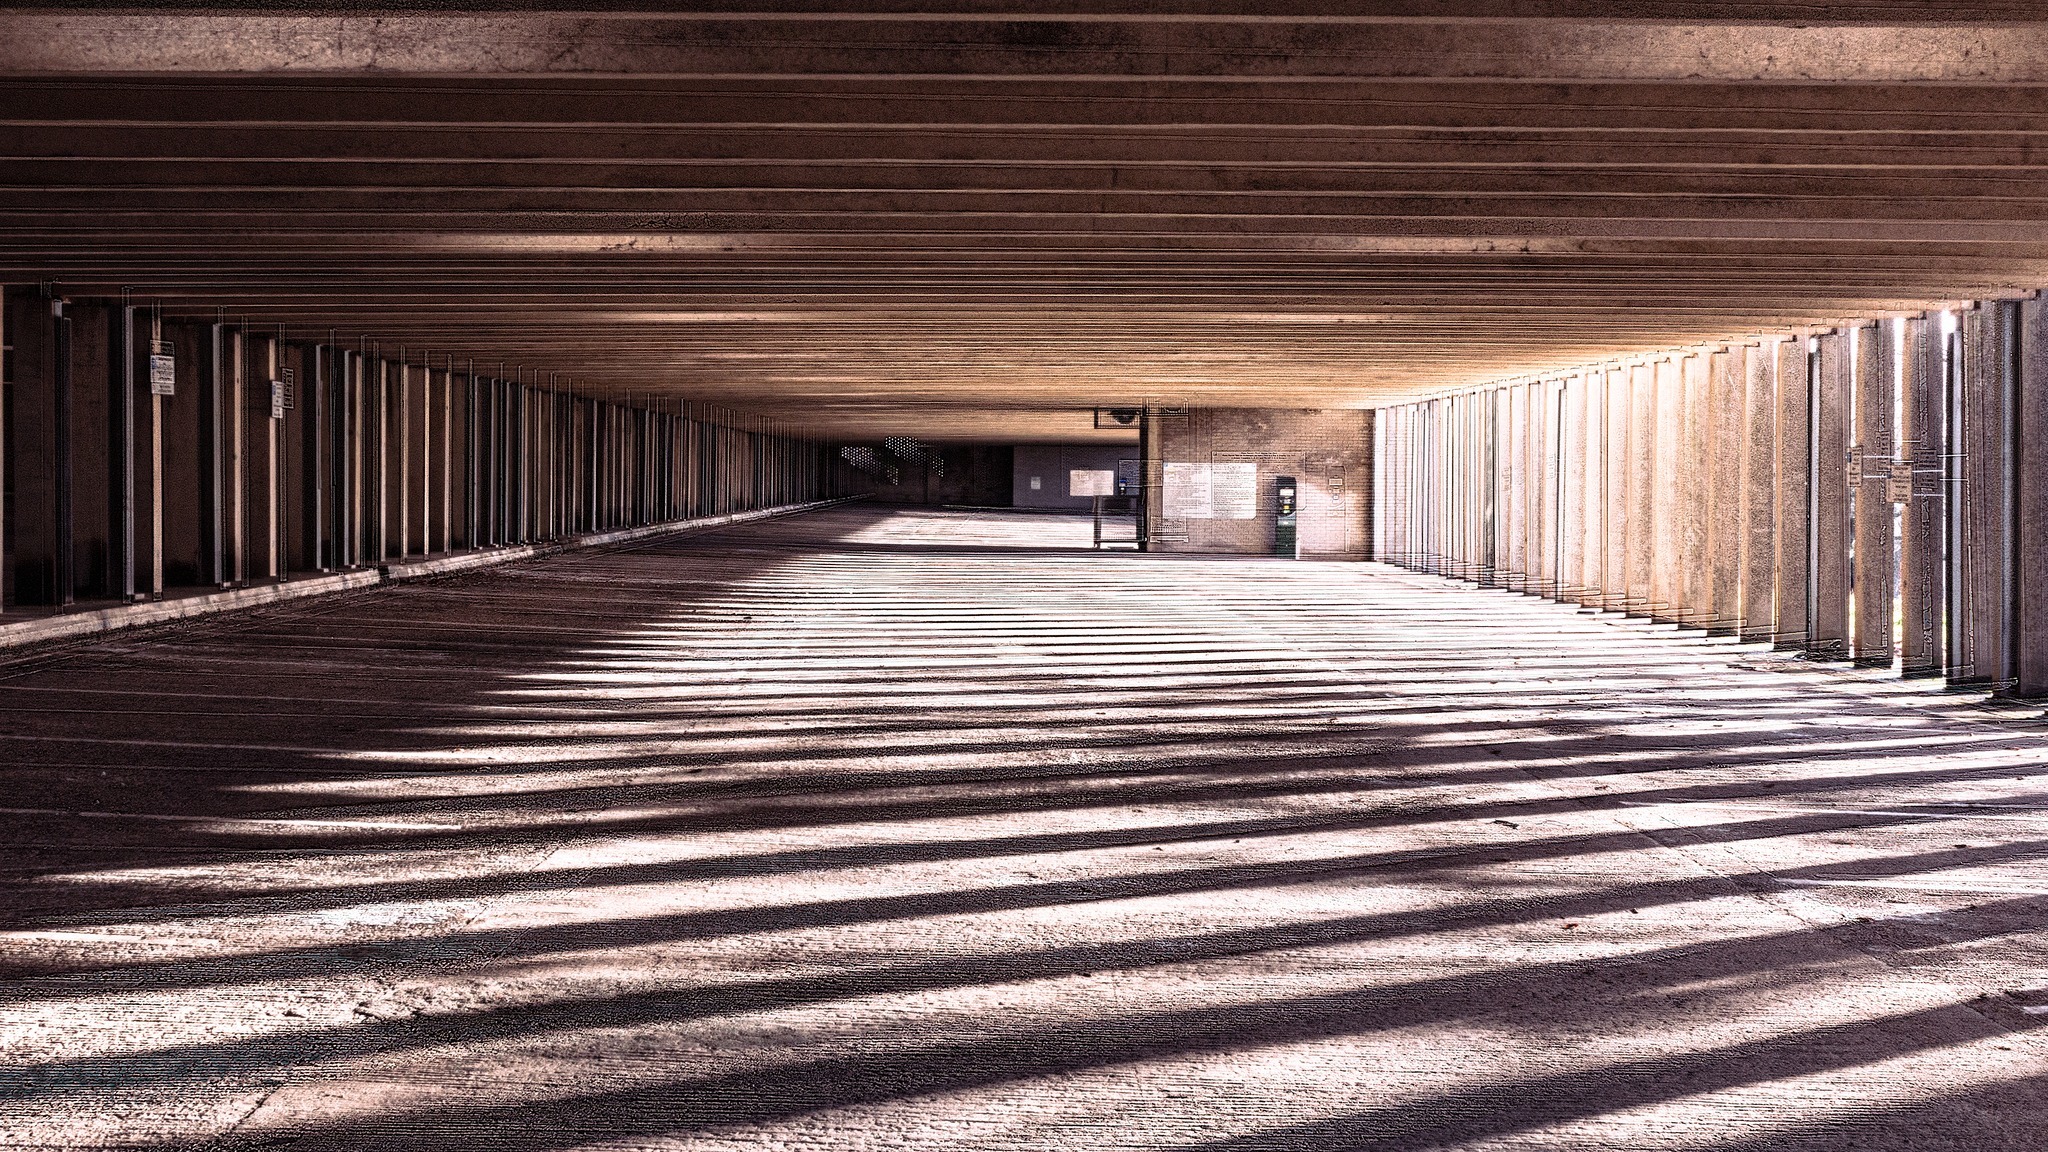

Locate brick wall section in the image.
[1145,407,1370,556]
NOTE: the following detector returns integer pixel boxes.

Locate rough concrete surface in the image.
[4,505,2048,1150]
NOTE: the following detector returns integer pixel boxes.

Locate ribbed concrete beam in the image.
[9,13,2048,83]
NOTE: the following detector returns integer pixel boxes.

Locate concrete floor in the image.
[5,505,2048,1150]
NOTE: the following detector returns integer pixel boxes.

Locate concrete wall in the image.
[1145,408,1370,557]
[1013,444,1135,509]
[0,286,841,610]
[1373,303,2048,698]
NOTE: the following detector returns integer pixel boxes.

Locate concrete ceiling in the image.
[4,4,2048,442]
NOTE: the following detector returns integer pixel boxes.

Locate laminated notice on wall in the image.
[1162,462,1214,519]
[1069,469,1115,497]
[148,340,176,396]
[1209,463,1257,519]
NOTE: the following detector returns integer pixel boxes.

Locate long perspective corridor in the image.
[6,506,2048,1149]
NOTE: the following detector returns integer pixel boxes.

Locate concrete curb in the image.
[0,569,385,650]
[0,498,857,651]
[379,498,855,583]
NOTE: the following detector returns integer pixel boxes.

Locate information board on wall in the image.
[1208,463,1257,519]
[1162,462,1214,519]
[1163,462,1259,520]
[1069,469,1115,497]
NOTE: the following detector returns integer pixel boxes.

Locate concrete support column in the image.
[439,368,454,553]
[344,350,363,569]
[412,361,431,557]
[1704,347,1744,633]
[0,292,7,607]
[484,378,500,547]
[114,303,137,601]
[1560,374,1587,603]
[51,299,74,607]
[513,380,525,542]
[1811,329,1852,659]
[1624,363,1656,615]
[123,305,159,594]
[2015,294,2048,697]
[531,382,545,540]
[247,335,280,582]
[463,372,480,549]
[367,357,383,561]
[1502,386,1525,588]
[303,345,329,571]
[1526,381,1544,594]
[1773,337,1812,649]
[1602,368,1629,611]
[1649,358,1682,621]
[1536,379,1560,597]
[584,398,599,532]
[1676,354,1709,626]
[201,324,228,586]
[1899,316,1945,677]
[278,342,306,580]
[63,300,117,604]
[392,360,411,559]
[1737,341,1778,642]
[1578,372,1607,606]
[1949,303,2016,687]
[1464,395,1481,579]
[224,326,247,586]
[501,379,514,544]
[135,307,166,599]
[356,351,372,566]
[1852,322,1898,666]
[1371,407,1392,562]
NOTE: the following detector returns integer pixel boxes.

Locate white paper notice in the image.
[1162,462,1214,519]
[1069,469,1116,497]
[1209,463,1257,519]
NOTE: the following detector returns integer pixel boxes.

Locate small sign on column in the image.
[149,341,176,396]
